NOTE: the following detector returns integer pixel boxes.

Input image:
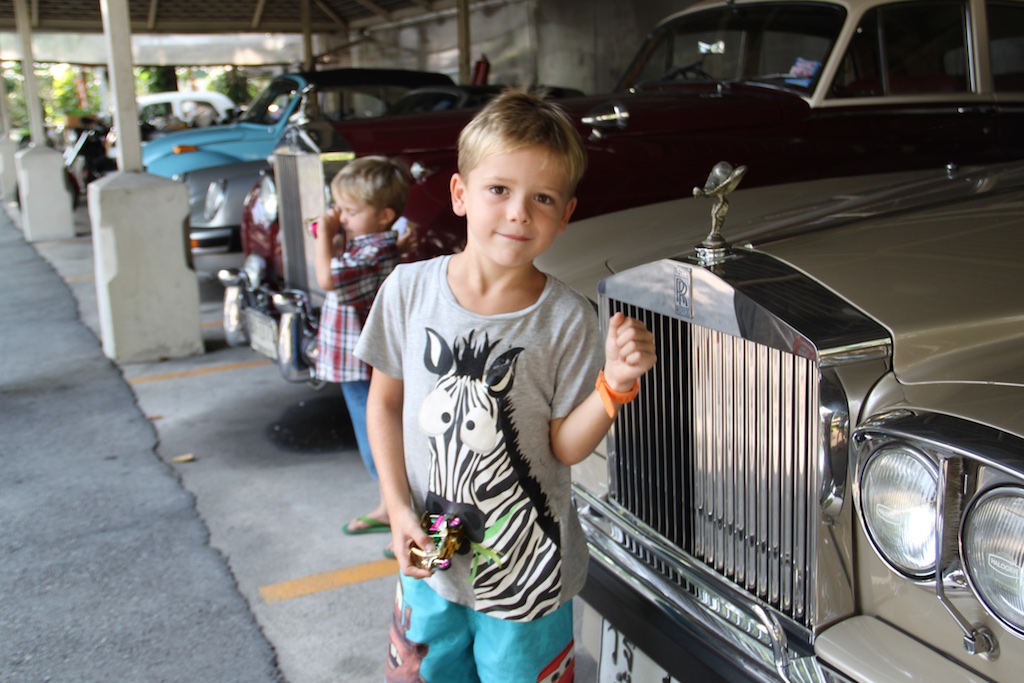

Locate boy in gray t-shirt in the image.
[355,89,656,683]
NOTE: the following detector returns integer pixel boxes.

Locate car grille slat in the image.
[609,299,819,626]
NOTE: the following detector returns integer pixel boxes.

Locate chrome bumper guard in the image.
[575,485,837,683]
[217,268,315,384]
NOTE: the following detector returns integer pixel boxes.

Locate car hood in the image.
[539,168,940,299]
[540,163,1024,390]
[142,122,271,165]
[757,167,1024,389]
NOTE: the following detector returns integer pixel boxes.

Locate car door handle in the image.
[582,101,630,140]
[956,105,997,116]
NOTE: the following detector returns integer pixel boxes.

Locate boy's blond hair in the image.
[330,155,410,220]
[457,89,587,194]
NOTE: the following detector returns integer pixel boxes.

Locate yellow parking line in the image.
[259,559,398,604]
[202,319,222,328]
[128,359,271,385]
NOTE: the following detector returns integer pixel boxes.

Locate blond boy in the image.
[313,156,408,537]
[355,91,656,682]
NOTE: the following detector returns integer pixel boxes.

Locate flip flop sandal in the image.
[342,515,391,535]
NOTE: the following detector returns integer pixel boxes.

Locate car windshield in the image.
[620,3,846,94]
[237,77,300,124]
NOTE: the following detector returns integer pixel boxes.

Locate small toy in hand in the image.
[409,512,465,572]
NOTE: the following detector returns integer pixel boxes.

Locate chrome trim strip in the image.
[817,339,891,367]
[853,410,1024,477]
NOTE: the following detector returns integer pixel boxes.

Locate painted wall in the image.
[341,0,688,96]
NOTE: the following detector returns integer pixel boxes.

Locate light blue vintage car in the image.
[142,67,454,253]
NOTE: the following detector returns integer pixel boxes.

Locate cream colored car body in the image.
[544,162,1024,681]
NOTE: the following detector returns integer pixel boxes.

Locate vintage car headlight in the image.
[203,178,227,221]
[860,444,939,578]
[257,173,278,224]
[962,487,1024,636]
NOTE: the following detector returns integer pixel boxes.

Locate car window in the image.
[623,4,845,93]
[183,101,220,126]
[139,102,172,120]
[300,84,423,122]
[989,1,1024,92]
[389,91,465,115]
[829,0,969,98]
[239,78,300,124]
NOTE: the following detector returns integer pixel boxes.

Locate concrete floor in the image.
[1,200,597,682]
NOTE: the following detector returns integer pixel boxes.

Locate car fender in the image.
[145,149,252,179]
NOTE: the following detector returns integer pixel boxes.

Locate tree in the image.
[208,66,261,106]
[137,66,178,94]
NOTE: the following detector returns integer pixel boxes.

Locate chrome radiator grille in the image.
[609,300,820,627]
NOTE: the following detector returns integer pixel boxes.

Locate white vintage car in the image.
[549,160,1024,682]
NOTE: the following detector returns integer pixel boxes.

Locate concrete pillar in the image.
[16,145,75,241]
[0,138,16,202]
[88,172,203,362]
[0,72,16,202]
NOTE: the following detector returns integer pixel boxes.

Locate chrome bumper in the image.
[575,485,835,683]
[218,268,315,384]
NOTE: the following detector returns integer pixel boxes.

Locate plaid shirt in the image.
[315,230,400,383]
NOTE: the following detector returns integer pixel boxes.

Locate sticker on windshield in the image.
[785,57,821,87]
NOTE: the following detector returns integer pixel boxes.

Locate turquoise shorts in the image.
[386,575,575,683]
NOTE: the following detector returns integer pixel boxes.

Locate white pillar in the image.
[100,0,142,172]
[89,172,203,362]
[16,145,75,240]
[13,0,46,145]
[0,72,17,202]
[0,139,16,203]
[13,0,74,238]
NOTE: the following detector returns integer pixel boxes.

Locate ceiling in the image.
[0,0,456,35]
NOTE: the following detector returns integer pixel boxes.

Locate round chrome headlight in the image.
[257,174,278,224]
[860,445,939,578]
[962,487,1024,636]
[203,178,227,221]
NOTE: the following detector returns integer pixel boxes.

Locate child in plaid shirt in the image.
[313,156,408,538]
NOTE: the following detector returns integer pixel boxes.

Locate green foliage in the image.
[136,66,179,94]
[2,62,273,138]
[207,67,267,106]
[2,62,108,134]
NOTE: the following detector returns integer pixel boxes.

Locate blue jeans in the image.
[341,380,377,480]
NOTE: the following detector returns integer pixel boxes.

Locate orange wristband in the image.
[596,370,640,419]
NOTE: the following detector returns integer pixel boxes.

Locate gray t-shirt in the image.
[355,255,603,621]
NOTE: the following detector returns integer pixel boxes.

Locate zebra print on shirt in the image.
[418,328,563,620]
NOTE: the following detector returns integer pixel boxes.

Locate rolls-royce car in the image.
[569,158,1024,682]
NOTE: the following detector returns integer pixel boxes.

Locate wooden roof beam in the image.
[314,0,348,29]
[353,0,391,22]
[251,0,267,29]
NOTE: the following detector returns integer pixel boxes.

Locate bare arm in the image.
[313,208,343,291]
[366,369,433,578]
[550,312,657,465]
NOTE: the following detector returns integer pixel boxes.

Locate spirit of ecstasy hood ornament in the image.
[692,161,747,264]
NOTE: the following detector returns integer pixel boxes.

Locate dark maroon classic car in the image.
[221,0,1024,383]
